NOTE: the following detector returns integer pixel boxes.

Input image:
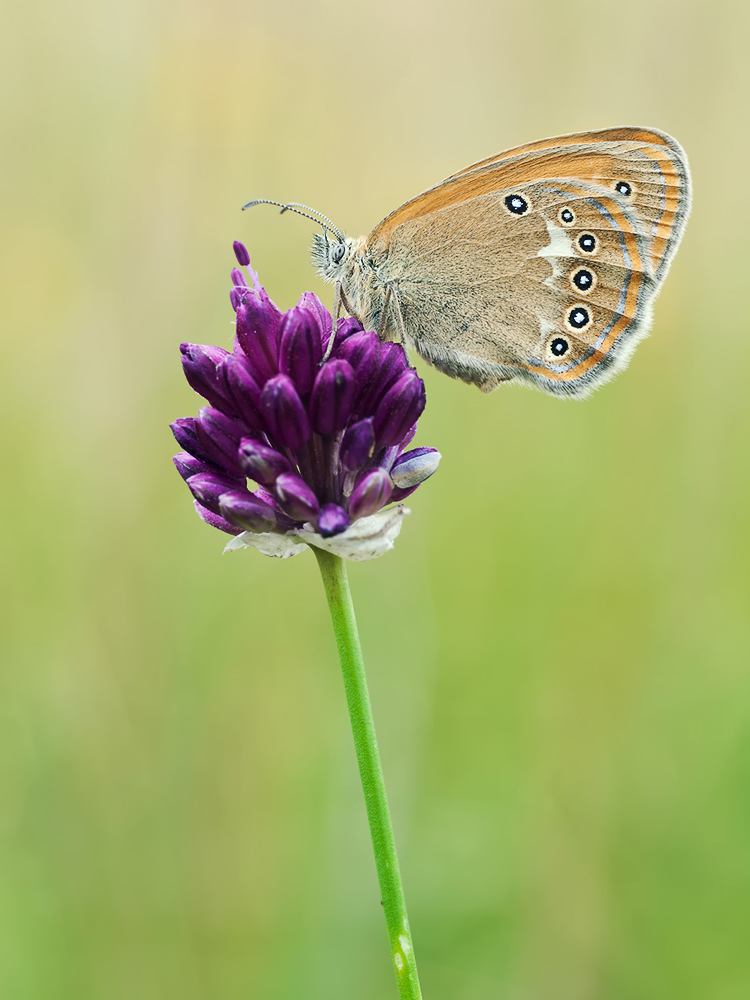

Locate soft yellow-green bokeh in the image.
[2,0,749,997]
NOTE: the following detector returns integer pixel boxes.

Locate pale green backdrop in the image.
[2,0,749,997]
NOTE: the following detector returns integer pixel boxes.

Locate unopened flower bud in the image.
[239,439,292,485]
[318,503,350,537]
[390,447,441,489]
[219,490,279,533]
[194,501,243,535]
[274,472,320,523]
[180,343,234,413]
[261,375,311,449]
[340,417,376,470]
[310,359,356,434]
[173,451,226,482]
[360,342,409,414]
[170,417,212,465]
[279,306,324,395]
[233,240,251,267]
[373,372,426,446]
[218,353,265,430]
[348,468,393,520]
[187,473,249,515]
[235,291,283,383]
[196,406,245,476]
[336,331,380,393]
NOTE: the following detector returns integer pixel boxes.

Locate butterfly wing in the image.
[362,128,690,396]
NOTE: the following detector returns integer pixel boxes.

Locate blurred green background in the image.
[2,0,749,997]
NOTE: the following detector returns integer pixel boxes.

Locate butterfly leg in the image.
[387,284,414,368]
[377,286,392,339]
[322,281,356,362]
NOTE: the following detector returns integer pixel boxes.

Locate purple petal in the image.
[317,503,350,537]
[274,472,320,523]
[279,305,323,395]
[309,359,356,434]
[260,375,311,450]
[372,371,426,446]
[239,438,293,485]
[348,468,393,520]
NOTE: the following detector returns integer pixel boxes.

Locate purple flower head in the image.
[170,242,441,560]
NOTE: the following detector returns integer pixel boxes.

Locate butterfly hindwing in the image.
[363,176,657,397]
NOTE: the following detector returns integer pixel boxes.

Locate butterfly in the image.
[247,127,691,399]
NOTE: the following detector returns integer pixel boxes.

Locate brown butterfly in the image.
[248,127,691,399]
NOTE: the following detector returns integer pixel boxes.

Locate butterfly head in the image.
[311,230,363,285]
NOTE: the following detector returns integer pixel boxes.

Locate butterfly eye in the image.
[551,337,569,357]
[504,194,529,215]
[559,207,575,226]
[331,243,346,264]
[577,233,599,254]
[565,305,592,333]
[571,267,596,293]
[614,180,633,197]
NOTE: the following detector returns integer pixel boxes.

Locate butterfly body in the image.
[312,127,690,399]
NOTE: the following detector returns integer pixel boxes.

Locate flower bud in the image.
[194,501,243,535]
[298,292,333,342]
[340,417,375,471]
[318,503,350,537]
[390,447,441,489]
[310,359,356,434]
[231,267,248,288]
[196,406,245,476]
[336,331,380,393]
[170,417,212,465]
[219,490,279,533]
[235,291,283,383]
[187,473,249,515]
[373,372,426,446]
[279,306,324,395]
[261,375,311,450]
[218,353,265,430]
[173,451,228,482]
[348,468,393,520]
[274,472,320,523]
[233,241,251,267]
[359,342,409,414]
[239,439,292,485]
[180,343,235,413]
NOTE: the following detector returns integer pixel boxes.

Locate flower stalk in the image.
[313,547,423,1000]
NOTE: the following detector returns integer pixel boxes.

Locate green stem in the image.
[313,547,423,1000]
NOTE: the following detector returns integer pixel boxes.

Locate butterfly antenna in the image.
[242,199,345,242]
